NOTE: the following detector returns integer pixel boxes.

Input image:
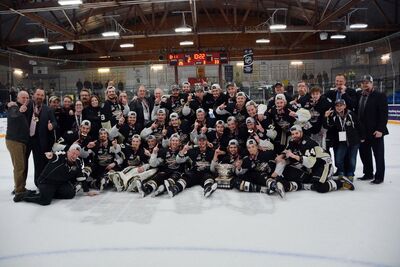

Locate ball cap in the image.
[335,99,346,106]
[246,117,255,124]
[246,139,257,146]
[290,125,303,132]
[362,75,373,83]
[228,139,239,146]
[81,120,91,127]
[197,134,207,141]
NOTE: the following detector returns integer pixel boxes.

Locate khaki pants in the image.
[6,139,28,193]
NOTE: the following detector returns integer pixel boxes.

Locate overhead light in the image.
[290,61,303,65]
[381,53,391,61]
[99,55,111,59]
[98,68,110,73]
[49,45,64,50]
[14,69,23,76]
[120,43,134,48]
[349,23,368,29]
[330,34,346,39]
[236,62,244,66]
[102,31,120,37]
[180,41,193,46]
[269,24,287,30]
[256,38,270,44]
[175,12,192,33]
[348,8,368,30]
[175,26,192,33]
[28,37,47,43]
[58,0,82,5]
[151,65,164,71]
[269,8,287,30]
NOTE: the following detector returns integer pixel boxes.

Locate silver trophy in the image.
[215,163,235,189]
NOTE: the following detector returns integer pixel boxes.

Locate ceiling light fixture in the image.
[256,38,270,44]
[268,8,287,30]
[58,0,82,5]
[180,41,194,46]
[290,61,303,65]
[98,68,110,73]
[174,11,192,33]
[102,31,120,37]
[330,34,346,39]
[348,8,368,29]
[120,43,134,48]
[49,45,64,50]
[151,65,164,71]
[28,37,47,43]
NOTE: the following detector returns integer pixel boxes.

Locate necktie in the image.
[30,105,40,137]
[358,95,367,120]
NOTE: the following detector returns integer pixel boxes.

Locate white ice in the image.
[0,125,399,267]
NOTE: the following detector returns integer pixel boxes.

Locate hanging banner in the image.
[224,65,233,82]
[243,49,253,74]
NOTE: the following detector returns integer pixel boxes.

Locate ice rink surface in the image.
[0,125,399,267]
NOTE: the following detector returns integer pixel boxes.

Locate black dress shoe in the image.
[370,179,383,184]
[357,175,374,181]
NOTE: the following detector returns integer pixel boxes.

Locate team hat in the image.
[81,120,91,127]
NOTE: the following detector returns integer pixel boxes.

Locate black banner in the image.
[224,65,233,83]
[243,49,253,74]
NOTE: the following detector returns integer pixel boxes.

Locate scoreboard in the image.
[168,52,228,66]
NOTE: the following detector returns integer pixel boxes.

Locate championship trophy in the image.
[215,163,235,189]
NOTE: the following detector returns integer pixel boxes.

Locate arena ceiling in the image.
[0,0,399,64]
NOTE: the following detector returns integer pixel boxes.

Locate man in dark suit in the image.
[26,88,57,186]
[356,75,389,184]
[129,85,154,129]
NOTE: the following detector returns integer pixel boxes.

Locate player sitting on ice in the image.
[165,134,217,198]
[233,139,283,196]
[210,139,243,189]
[109,134,157,192]
[136,133,185,197]
[85,128,124,191]
[269,125,354,197]
[14,144,98,205]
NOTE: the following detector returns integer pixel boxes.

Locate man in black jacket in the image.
[26,88,57,186]
[14,144,98,205]
[6,91,32,198]
[129,85,154,129]
[356,75,389,184]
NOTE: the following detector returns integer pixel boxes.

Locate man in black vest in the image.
[356,75,389,184]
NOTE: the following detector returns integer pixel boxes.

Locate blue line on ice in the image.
[0,246,393,267]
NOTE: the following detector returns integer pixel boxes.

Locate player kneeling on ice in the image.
[268,125,354,196]
[136,134,185,197]
[14,144,98,205]
[109,134,157,192]
[165,134,217,198]
[233,139,283,196]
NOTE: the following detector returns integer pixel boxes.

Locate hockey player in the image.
[161,112,191,147]
[204,120,229,149]
[245,117,275,151]
[109,134,157,192]
[270,125,354,196]
[86,128,124,190]
[211,139,242,189]
[164,134,217,198]
[101,86,129,129]
[109,111,142,149]
[140,108,168,143]
[233,139,282,196]
[269,94,297,153]
[14,144,98,205]
[136,134,185,197]
[225,116,248,150]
